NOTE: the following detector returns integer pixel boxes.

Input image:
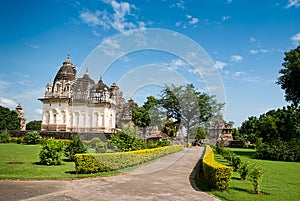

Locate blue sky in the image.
[0,0,300,127]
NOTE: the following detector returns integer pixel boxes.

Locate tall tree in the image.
[26,120,42,130]
[132,96,160,137]
[160,84,223,145]
[0,106,20,130]
[276,45,300,105]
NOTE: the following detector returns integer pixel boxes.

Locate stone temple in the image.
[39,56,136,133]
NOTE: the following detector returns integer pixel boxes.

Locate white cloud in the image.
[171,0,186,10]
[35,109,43,116]
[285,0,300,8]
[79,10,103,27]
[161,58,189,71]
[0,80,11,90]
[0,97,17,108]
[222,16,231,21]
[249,49,269,54]
[290,33,300,45]
[185,14,199,27]
[214,60,227,70]
[231,55,243,62]
[234,71,246,77]
[79,0,145,33]
[250,37,257,42]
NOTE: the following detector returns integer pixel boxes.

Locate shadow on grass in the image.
[231,150,256,159]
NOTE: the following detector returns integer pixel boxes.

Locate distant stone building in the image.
[39,56,136,133]
[206,119,233,145]
[15,103,26,131]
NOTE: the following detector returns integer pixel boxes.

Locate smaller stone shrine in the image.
[15,103,26,131]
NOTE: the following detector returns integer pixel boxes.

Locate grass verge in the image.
[0,143,148,180]
[196,147,300,201]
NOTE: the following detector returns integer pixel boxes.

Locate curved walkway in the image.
[0,147,220,201]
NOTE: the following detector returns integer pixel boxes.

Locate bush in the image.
[95,141,107,153]
[147,140,159,148]
[256,138,300,161]
[157,138,171,147]
[0,129,11,143]
[75,145,184,174]
[109,131,146,152]
[248,164,263,193]
[89,137,102,148]
[202,145,233,191]
[23,131,41,144]
[39,138,65,165]
[64,135,87,161]
[238,161,250,180]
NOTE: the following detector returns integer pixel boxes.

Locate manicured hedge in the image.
[202,145,233,191]
[75,145,184,174]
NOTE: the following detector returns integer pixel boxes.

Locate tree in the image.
[160,84,223,145]
[0,106,20,130]
[132,96,160,137]
[26,120,42,130]
[276,45,300,105]
[195,127,206,140]
[239,116,259,144]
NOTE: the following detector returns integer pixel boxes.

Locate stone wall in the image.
[8,130,111,141]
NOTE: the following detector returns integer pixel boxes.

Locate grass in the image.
[0,143,139,180]
[198,148,300,201]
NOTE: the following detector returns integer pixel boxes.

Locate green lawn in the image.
[201,148,300,201]
[0,143,129,180]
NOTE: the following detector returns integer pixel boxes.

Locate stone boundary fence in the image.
[8,130,110,141]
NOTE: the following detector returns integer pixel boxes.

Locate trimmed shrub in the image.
[39,138,65,165]
[64,135,87,161]
[202,145,233,191]
[238,161,250,180]
[0,129,11,143]
[75,145,183,174]
[23,131,41,144]
[248,164,263,193]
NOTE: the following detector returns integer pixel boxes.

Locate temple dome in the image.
[53,56,76,89]
[93,76,109,92]
[74,69,95,91]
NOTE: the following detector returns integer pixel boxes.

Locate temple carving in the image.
[39,56,136,133]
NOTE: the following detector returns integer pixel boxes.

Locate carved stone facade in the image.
[15,103,26,131]
[39,56,136,133]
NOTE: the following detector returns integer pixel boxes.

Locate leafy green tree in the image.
[160,84,223,145]
[195,127,206,140]
[239,116,259,144]
[276,45,300,105]
[0,106,20,130]
[232,128,243,141]
[26,120,42,130]
[132,96,161,137]
[162,118,176,137]
[0,129,11,143]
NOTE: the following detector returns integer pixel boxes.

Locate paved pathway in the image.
[0,147,220,201]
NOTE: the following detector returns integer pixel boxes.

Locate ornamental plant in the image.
[64,135,87,161]
[23,131,41,144]
[248,164,263,194]
[39,138,65,165]
[238,161,250,180]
